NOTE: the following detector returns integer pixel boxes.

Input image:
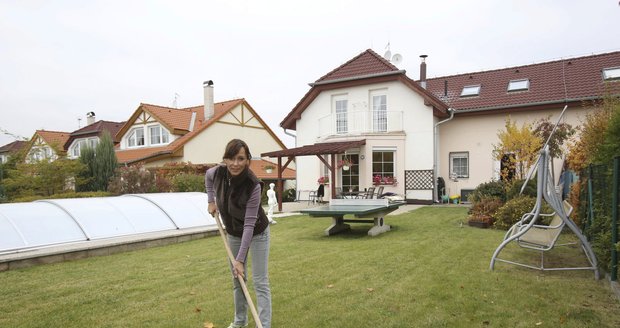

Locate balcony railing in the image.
[318,110,403,137]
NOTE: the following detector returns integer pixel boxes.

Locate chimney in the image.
[86,111,96,126]
[203,80,214,121]
[419,55,428,89]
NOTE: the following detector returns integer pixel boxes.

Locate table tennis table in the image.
[299,198,406,236]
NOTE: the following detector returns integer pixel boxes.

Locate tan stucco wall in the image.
[437,106,591,197]
[141,104,288,169]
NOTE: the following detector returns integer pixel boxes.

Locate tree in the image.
[596,96,620,163]
[532,115,576,159]
[77,146,96,191]
[3,158,86,199]
[92,132,118,191]
[493,117,542,181]
[566,101,614,172]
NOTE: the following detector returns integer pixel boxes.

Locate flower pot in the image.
[452,198,460,204]
[342,165,350,171]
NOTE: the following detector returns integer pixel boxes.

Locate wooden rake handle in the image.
[213,212,264,328]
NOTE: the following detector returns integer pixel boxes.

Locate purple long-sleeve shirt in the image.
[205,165,261,262]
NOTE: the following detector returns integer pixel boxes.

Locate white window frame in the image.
[372,148,396,181]
[507,79,530,92]
[460,85,481,97]
[334,97,348,134]
[148,124,170,145]
[603,67,620,81]
[371,93,387,132]
[449,152,469,178]
[70,137,99,158]
[127,127,145,148]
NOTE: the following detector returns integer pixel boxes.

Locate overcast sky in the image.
[1,0,619,148]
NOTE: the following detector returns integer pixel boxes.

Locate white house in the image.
[23,130,70,163]
[266,49,620,204]
[64,113,125,159]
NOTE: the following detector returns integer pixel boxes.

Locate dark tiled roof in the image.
[315,49,401,83]
[0,140,27,153]
[425,51,620,111]
[262,140,366,157]
[280,49,448,130]
[64,120,125,149]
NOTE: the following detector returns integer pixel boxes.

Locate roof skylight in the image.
[460,85,481,97]
[603,67,620,81]
[507,79,530,92]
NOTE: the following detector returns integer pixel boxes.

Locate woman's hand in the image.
[208,202,218,218]
[232,260,245,278]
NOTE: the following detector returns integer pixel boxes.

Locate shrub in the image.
[108,164,158,194]
[494,196,538,230]
[282,188,296,202]
[171,173,205,192]
[494,195,555,230]
[468,197,504,226]
[506,178,537,200]
[469,180,506,203]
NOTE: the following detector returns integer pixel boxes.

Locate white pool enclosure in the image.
[0,192,216,255]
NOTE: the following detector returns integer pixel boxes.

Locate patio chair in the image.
[308,190,317,205]
[364,187,376,199]
[375,186,384,199]
[334,187,344,199]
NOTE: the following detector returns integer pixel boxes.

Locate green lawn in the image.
[1,206,619,327]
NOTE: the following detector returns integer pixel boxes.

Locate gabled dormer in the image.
[24,130,70,163]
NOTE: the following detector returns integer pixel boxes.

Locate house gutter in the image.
[433,107,455,202]
[454,96,600,113]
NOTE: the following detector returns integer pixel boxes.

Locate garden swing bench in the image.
[489,106,599,279]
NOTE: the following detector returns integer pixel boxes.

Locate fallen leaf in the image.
[536,322,542,326]
[366,287,374,292]
[203,321,214,328]
[327,284,334,288]
[460,285,464,289]
[559,316,565,324]
[194,307,201,313]
[482,320,490,325]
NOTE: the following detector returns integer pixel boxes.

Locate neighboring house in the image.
[64,113,125,159]
[269,49,620,204]
[426,50,620,200]
[24,130,70,163]
[0,140,27,164]
[114,81,295,180]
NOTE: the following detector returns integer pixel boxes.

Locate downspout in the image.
[283,128,296,140]
[433,108,455,202]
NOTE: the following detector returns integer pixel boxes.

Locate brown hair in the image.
[222,139,252,161]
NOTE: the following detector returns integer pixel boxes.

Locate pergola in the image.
[261,139,366,211]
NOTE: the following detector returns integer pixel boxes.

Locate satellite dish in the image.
[392,53,403,65]
[384,50,392,60]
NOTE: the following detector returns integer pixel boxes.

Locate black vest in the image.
[213,165,269,237]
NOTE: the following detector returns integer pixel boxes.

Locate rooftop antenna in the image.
[172,92,180,109]
[77,117,82,128]
[383,42,403,66]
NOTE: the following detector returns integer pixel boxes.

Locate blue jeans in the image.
[228,226,271,328]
